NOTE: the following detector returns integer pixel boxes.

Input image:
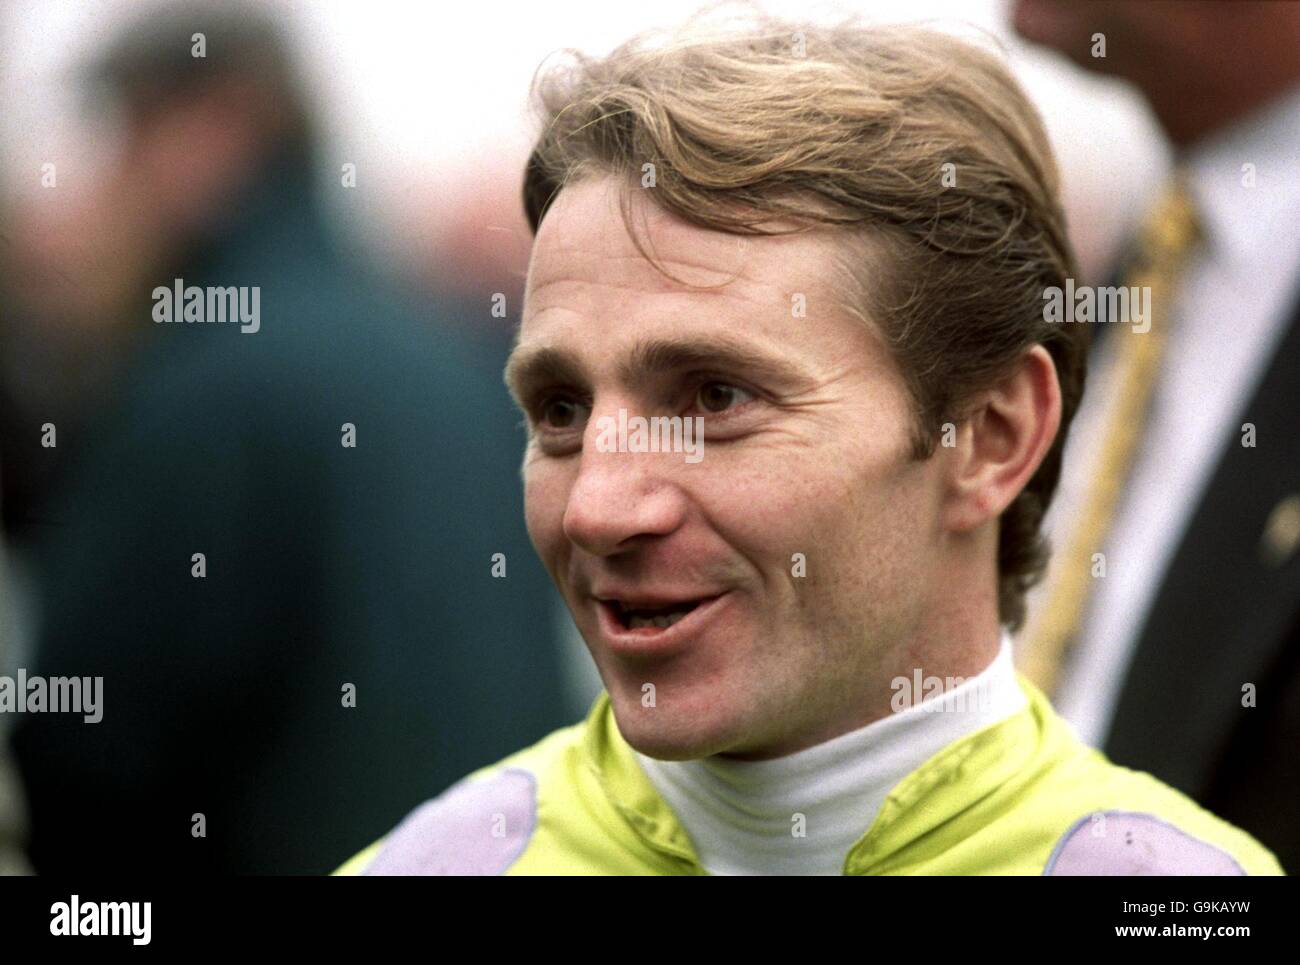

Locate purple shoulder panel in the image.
[1044,811,1246,876]
[363,768,538,875]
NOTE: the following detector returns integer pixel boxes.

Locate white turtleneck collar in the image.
[633,632,1027,875]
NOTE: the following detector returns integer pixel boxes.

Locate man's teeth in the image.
[625,607,692,630]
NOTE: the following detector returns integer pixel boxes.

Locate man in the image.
[1012,0,1300,872]
[337,15,1284,875]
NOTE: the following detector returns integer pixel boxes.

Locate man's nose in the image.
[561,414,689,557]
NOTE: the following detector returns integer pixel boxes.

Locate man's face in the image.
[1011,0,1221,80]
[508,175,949,761]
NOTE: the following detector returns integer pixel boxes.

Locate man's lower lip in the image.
[597,594,728,653]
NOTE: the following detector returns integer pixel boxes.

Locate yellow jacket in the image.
[336,675,1285,875]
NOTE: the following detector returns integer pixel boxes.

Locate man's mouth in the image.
[594,592,726,638]
[610,599,704,631]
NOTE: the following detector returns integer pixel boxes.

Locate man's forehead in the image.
[524,175,842,300]
[507,176,891,400]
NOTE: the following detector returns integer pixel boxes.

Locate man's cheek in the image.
[735,476,845,558]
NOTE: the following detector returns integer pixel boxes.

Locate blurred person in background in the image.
[1012,0,1300,872]
[3,0,569,873]
[0,521,33,875]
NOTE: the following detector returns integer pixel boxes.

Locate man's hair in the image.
[521,9,1087,631]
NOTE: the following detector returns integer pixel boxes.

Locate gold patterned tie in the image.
[1018,175,1202,697]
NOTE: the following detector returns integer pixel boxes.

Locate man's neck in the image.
[633,632,1027,875]
[1156,77,1300,150]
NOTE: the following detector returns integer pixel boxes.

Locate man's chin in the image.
[607,690,737,761]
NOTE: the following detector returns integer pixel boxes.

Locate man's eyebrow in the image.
[504,335,815,403]
[617,336,813,387]
[504,346,585,404]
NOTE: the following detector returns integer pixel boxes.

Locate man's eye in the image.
[539,397,588,429]
[696,381,755,413]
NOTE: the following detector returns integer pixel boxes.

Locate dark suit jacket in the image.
[1103,293,1300,874]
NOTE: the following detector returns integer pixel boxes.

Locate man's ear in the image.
[942,345,1062,533]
